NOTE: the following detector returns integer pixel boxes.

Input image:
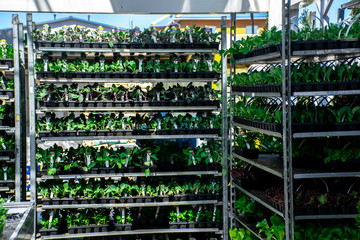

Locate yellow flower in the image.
[254,138,261,149]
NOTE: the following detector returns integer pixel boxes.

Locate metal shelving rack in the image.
[27,14,229,240]
[229,1,360,240]
[0,14,26,202]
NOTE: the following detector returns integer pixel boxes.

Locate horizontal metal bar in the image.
[233,122,282,138]
[0,126,11,131]
[232,90,360,98]
[0,187,9,191]
[39,78,218,83]
[40,228,220,239]
[293,130,360,138]
[40,200,220,209]
[0,156,11,161]
[234,183,284,218]
[234,215,264,240]
[233,153,283,178]
[0,95,10,100]
[231,92,281,97]
[39,106,219,112]
[37,171,222,180]
[38,47,217,54]
[295,214,357,220]
[293,90,360,97]
[0,180,15,183]
[235,52,281,64]
[38,134,219,142]
[294,171,360,179]
[0,65,10,70]
[293,48,360,57]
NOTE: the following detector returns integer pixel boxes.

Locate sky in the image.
[0,0,352,30]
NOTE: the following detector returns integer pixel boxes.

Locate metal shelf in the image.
[40,200,220,209]
[234,152,360,179]
[293,89,360,97]
[39,78,219,84]
[0,180,14,183]
[293,48,360,59]
[40,228,221,240]
[0,65,10,70]
[235,48,360,64]
[233,153,283,178]
[38,106,219,112]
[235,52,281,64]
[232,89,360,97]
[0,156,14,162]
[234,183,284,218]
[233,122,282,138]
[293,171,360,179]
[38,134,220,142]
[293,130,360,138]
[37,47,217,54]
[0,95,10,100]
[231,92,281,97]
[295,214,357,220]
[37,170,222,180]
[0,187,9,192]
[234,215,264,240]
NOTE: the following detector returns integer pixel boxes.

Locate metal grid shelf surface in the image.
[40,200,221,209]
[234,183,284,218]
[233,122,282,138]
[295,214,357,220]
[38,106,220,112]
[38,78,219,84]
[234,215,264,240]
[37,170,222,180]
[38,134,220,142]
[39,228,221,240]
[37,47,217,54]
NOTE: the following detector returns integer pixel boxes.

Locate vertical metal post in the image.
[281,0,294,240]
[250,13,255,34]
[229,12,236,230]
[221,16,229,240]
[12,14,21,202]
[27,13,36,204]
[27,13,37,236]
[18,22,27,201]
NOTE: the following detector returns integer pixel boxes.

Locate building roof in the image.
[174,13,267,20]
[0,16,126,30]
[151,13,267,27]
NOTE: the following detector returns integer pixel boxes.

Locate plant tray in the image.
[114,223,133,231]
[133,219,169,229]
[324,158,360,172]
[36,71,220,80]
[0,89,14,98]
[38,100,220,108]
[169,222,221,229]
[233,39,360,61]
[294,205,356,216]
[68,224,110,234]
[0,58,13,68]
[233,146,260,159]
[0,116,14,127]
[0,150,15,158]
[233,116,281,132]
[39,228,58,236]
[34,41,220,50]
